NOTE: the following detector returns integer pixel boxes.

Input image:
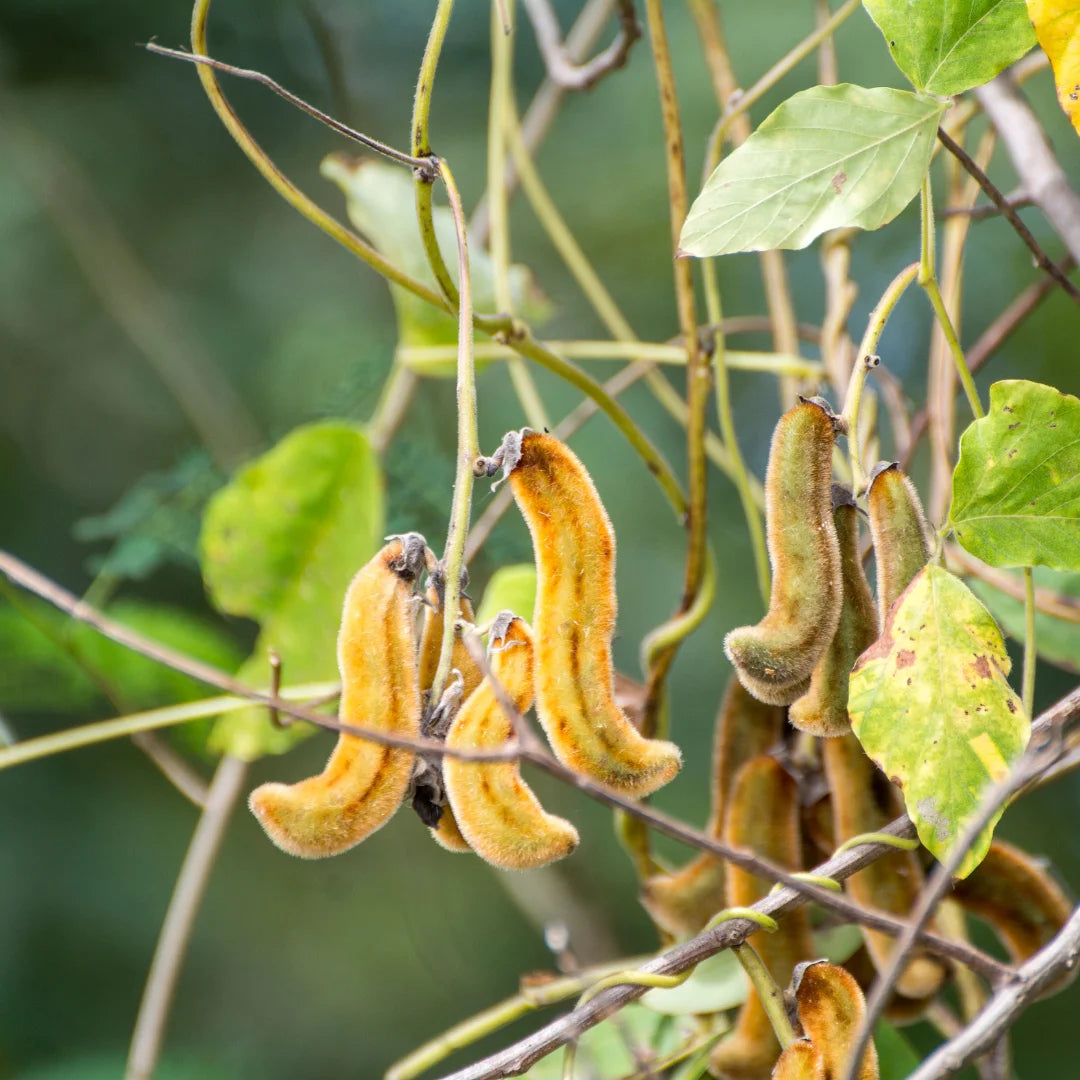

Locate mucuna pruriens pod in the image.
[866,462,931,621]
[791,962,878,1080]
[443,614,579,870]
[709,756,814,1080]
[822,733,946,1001]
[249,535,426,858]
[641,679,783,937]
[725,399,842,705]
[498,431,681,796]
[789,490,879,738]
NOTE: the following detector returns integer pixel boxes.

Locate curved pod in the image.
[866,462,931,621]
[249,535,426,858]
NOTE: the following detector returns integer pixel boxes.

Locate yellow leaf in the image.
[1026,0,1080,133]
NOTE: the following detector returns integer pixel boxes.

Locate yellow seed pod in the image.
[866,462,931,621]
[772,1040,827,1080]
[792,962,878,1080]
[249,534,427,858]
[641,679,784,937]
[709,756,815,1080]
[789,490,879,738]
[822,733,946,1001]
[953,839,1073,965]
[429,808,472,853]
[497,430,681,796]
[443,613,579,870]
[725,399,842,705]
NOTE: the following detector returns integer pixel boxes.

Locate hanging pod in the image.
[866,462,932,621]
[724,399,843,705]
[249,534,427,858]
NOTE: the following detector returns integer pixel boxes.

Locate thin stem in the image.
[488,0,550,430]
[412,0,460,307]
[704,260,769,606]
[125,754,248,1080]
[429,158,478,705]
[919,177,984,421]
[1023,567,1036,718]
[733,943,796,1049]
[366,364,419,455]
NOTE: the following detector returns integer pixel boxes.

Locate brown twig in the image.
[936,126,1080,305]
[520,0,640,91]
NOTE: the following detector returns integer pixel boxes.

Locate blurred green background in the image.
[1,1,1079,1076]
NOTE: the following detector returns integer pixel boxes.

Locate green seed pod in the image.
[789,489,879,738]
[709,756,814,1080]
[725,399,842,705]
[792,962,878,1080]
[641,679,784,937]
[866,462,931,621]
[822,733,947,1002]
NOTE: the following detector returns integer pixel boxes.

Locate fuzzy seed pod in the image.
[641,679,784,937]
[792,962,878,1080]
[249,535,427,858]
[866,462,931,621]
[443,613,579,870]
[822,733,946,1001]
[789,490,879,738]
[499,431,681,796]
[953,839,1073,967]
[772,1040,827,1080]
[709,756,814,1080]
[725,400,842,705]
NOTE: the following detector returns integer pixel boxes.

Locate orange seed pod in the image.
[789,489,879,738]
[725,400,842,705]
[249,534,426,858]
[792,962,878,1080]
[641,679,784,937]
[772,1040,827,1080]
[866,462,931,621]
[443,613,579,870]
[709,756,814,1080]
[822,733,946,1001]
[495,430,681,796]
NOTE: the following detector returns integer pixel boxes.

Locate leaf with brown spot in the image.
[848,565,1030,877]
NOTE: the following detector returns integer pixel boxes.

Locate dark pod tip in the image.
[867,461,901,488]
[830,483,857,510]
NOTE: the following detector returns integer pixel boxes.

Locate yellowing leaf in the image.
[1027,0,1080,133]
[848,566,1029,878]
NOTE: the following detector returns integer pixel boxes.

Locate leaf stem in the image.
[919,177,984,420]
[733,942,797,1049]
[412,0,461,307]
[429,158,478,705]
[1023,567,1036,718]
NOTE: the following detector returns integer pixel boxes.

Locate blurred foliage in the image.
[1,1,1079,1078]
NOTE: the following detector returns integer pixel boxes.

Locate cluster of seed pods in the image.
[249,431,681,870]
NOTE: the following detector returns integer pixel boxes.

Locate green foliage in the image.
[969,568,1080,674]
[874,1021,921,1080]
[950,380,1080,571]
[862,0,1036,95]
[679,85,944,256]
[320,156,552,375]
[474,563,537,626]
[848,565,1029,877]
[200,422,384,759]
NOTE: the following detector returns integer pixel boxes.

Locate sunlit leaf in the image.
[679,85,943,257]
[474,564,537,627]
[863,0,1036,94]
[200,422,384,759]
[321,156,552,376]
[848,565,1029,878]
[950,381,1080,571]
[968,567,1080,674]
[1027,0,1080,134]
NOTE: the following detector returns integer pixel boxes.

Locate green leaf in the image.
[968,568,1080,674]
[950,380,1080,571]
[874,1021,921,1080]
[474,564,538,627]
[679,85,944,257]
[862,0,1036,95]
[320,156,552,376]
[200,422,384,759]
[848,565,1029,878]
